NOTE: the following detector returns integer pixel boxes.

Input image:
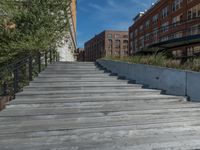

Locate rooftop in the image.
[132,0,161,23]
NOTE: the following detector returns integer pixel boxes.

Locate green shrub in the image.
[104,54,200,72]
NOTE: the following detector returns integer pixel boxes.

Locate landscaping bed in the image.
[105,54,200,72]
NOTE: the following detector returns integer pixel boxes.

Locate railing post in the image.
[53,50,56,62]
[29,56,33,81]
[55,52,57,62]
[50,50,52,63]
[54,50,57,62]
[38,52,41,72]
[57,52,60,62]
[56,52,59,62]
[45,52,48,67]
[3,81,7,96]
[13,66,19,94]
[52,50,54,62]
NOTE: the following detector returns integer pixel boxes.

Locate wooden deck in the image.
[0,62,200,150]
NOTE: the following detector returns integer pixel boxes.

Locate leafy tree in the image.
[0,0,71,64]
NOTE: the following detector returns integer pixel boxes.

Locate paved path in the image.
[0,62,200,150]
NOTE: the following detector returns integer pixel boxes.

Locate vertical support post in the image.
[38,52,41,73]
[56,52,59,62]
[13,66,19,94]
[50,50,52,63]
[52,50,54,62]
[55,51,57,62]
[3,81,7,96]
[29,56,33,81]
[54,51,56,62]
[45,52,48,67]
[53,50,56,62]
[58,52,60,62]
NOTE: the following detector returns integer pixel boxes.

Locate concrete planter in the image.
[97,59,200,102]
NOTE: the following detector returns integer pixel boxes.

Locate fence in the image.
[0,49,59,100]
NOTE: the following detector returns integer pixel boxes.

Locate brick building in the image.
[84,30,129,61]
[129,0,200,57]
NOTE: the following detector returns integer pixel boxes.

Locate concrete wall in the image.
[97,59,200,101]
[187,72,200,101]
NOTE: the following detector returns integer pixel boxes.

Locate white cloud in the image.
[130,0,150,9]
[107,0,117,8]
[89,3,104,12]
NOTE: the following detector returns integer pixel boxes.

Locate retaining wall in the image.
[97,59,200,101]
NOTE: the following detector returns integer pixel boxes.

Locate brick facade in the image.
[129,0,200,57]
[84,30,129,61]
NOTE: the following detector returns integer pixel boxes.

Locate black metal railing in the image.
[0,49,59,98]
[135,17,200,49]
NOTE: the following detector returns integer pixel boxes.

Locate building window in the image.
[123,40,128,50]
[188,10,192,20]
[123,40,128,44]
[172,0,183,12]
[174,31,183,38]
[153,14,158,25]
[172,14,183,26]
[161,6,169,19]
[123,45,128,50]
[107,34,112,38]
[161,22,169,33]
[115,34,120,38]
[130,41,133,50]
[161,36,168,42]
[145,20,150,29]
[188,4,200,20]
[153,28,158,43]
[135,29,138,36]
[140,36,145,48]
[130,32,134,39]
[199,5,200,17]
[114,50,120,56]
[192,8,197,18]
[145,34,150,41]
[108,39,113,50]
[134,39,138,51]
[188,24,200,35]
[140,25,144,32]
[115,40,120,49]
[169,31,183,40]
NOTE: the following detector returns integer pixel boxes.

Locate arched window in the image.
[108,39,113,49]
[123,40,128,44]
[123,40,129,50]
[115,40,120,49]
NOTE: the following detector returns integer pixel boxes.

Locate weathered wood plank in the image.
[0,62,200,149]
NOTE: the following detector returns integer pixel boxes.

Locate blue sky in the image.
[77,0,157,47]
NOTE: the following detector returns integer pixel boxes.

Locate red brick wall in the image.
[129,0,200,55]
[84,30,129,61]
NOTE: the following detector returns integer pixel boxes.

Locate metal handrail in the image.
[135,17,200,36]
[0,56,30,75]
[0,49,59,97]
[135,17,200,50]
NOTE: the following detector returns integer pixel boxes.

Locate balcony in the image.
[138,17,200,51]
